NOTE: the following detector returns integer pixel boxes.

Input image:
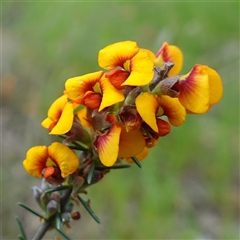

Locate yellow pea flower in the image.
[178,64,223,113]
[98,41,154,86]
[22,142,79,180]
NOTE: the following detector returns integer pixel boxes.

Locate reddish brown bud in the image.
[71,211,81,220]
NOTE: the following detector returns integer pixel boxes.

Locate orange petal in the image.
[65,71,104,103]
[98,41,139,70]
[48,142,79,178]
[117,123,146,158]
[43,166,55,179]
[98,75,125,111]
[81,91,102,109]
[22,146,48,178]
[156,118,171,136]
[126,147,149,163]
[105,69,130,90]
[178,64,210,113]
[50,102,74,135]
[156,95,186,126]
[155,42,183,76]
[97,123,122,166]
[135,92,159,132]
[122,49,154,86]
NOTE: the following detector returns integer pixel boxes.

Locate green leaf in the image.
[71,141,89,151]
[55,214,61,230]
[96,164,131,170]
[87,162,95,184]
[131,156,142,168]
[77,195,100,223]
[15,216,28,240]
[17,203,42,218]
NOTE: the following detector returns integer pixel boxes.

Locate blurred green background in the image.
[2,1,239,239]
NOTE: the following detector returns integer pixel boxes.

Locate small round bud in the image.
[50,192,60,202]
[71,211,81,220]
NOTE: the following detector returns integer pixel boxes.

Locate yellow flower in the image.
[154,42,183,76]
[22,142,79,179]
[94,122,145,166]
[98,41,154,86]
[41,95,75,135]
[135,92,186,132]
[65,71,124,111]
[178,64,223,113]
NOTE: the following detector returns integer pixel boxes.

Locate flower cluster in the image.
[21,40,223,235]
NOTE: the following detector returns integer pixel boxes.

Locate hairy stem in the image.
[32,188,73,240]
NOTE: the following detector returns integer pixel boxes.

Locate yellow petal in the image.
[50,102,74,135]
[22,146,48,178]
[41,95,68,130]
[76,107,91,128]
[156,95,186,126]
[98,75,125,111]
[141,48,156,62]
[98,41,139,70]
[135,92,159,132]
[155,42,183,76]
[65,71,104,102]
[204,65,223,105]
[97,123,122,166]
[117,123,146,158]
[41,117,54,129]
[122,49,154,86]
[48,142,79,178]
[178,64,210,113]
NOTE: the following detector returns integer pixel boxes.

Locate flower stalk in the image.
[17,40,223,239]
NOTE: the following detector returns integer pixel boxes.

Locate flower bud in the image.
[45,200,58,219]
[50,192,60,203]
[152,76,179,97]
[32,186,42,205]
[40,193,50,210]
[61,212,72,223]
[71,211,81,220]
